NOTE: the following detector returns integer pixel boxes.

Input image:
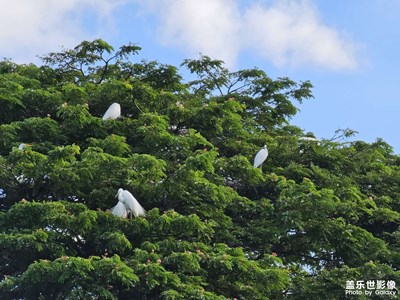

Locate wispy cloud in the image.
[149,0,360,70]
[0,0,127,63]
[0,0,360,70]
[242,1,358,70]
[152,0,241,68]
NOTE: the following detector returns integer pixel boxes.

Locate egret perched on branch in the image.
[298,136,319,142]
[110,188,146,218]
[18,143,32,150]
[102,103,121,120]
[110,200,128,218]
[253,145,268,169]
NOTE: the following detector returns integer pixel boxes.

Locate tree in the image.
[1,40,399,299]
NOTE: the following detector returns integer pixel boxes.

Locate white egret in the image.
[253,145,269,168]
[110,200,128,218]
[298,137,319,142]
[110,188,146,218]
[102,103,121,120]
[18,143,32,150]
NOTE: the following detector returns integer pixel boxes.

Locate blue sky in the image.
[1,0,399,152]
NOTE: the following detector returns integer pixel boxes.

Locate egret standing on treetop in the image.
[110,188,146,218]
[102,103,121,120]
[110,200,128,218]
[253,145,269,169]
[298,136,319,142]
[18,143,32,150]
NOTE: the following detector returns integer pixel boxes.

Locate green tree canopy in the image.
[1,40,399,299]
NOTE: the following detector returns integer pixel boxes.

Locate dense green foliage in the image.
[1,40,399,299]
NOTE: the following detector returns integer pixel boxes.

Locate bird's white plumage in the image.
[110,200,128,218]
[298,137,319,142]
[253,145,268,168]
[120,189,146,217]
[102,103,121,120]
[18,143,32,150]
[111,188,146,218]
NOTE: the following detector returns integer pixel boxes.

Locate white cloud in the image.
[0,0,360,70]
[242,1,358,70]
[149,0,359,70]
[0,0,127,63]
[149,0,241,68]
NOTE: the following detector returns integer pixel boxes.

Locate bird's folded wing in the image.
[110,201,128,218]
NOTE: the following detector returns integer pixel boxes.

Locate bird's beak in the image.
[115,193,118,198]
